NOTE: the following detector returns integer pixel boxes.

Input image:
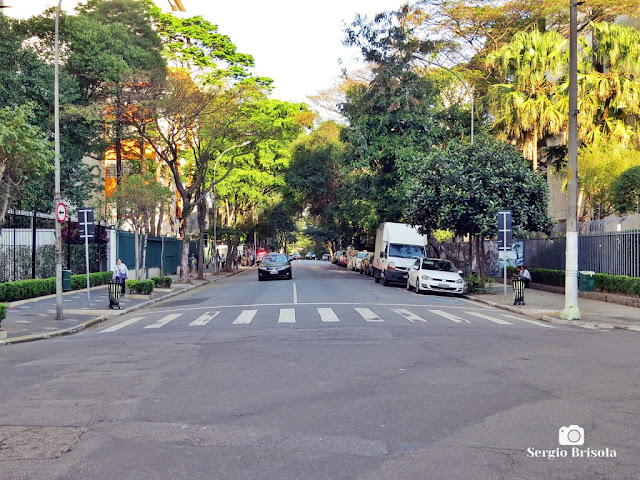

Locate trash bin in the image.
[62,270,72,291]
[512,277,525,305]
[108,281,121,309]
[579,271,595,292]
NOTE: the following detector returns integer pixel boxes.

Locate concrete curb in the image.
[0,269,248,346]
[468,295,640,332]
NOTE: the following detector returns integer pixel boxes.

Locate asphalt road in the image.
[1,260,639,479]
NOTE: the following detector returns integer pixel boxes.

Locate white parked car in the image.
[407,258,465,296]
[354,251,368,271]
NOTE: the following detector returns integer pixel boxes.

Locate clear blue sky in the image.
[8,0,408,104]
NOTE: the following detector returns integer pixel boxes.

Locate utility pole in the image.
[561,0,581,321]
[54,0,64,320]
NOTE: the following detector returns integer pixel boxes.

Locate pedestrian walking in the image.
[112,258,128,296]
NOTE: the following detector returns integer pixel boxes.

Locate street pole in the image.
[561,0,580,320]
[412,54,473,145]
[54,0,64,320]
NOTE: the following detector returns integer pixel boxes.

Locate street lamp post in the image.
[561,0,581,321]
[412,54,474,145]
[54,0,64,320]
[211,141,250,275]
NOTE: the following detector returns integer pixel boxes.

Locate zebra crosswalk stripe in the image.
[500,314,555,328]
[318,308,339,322]
[189,311,220,326]
[278,308,296,323]
[392,308,427,323]
[145,313,181,329]
[233,310,257,325]
[466,311,513,325]
[428,310,470,323]
[355,307,383,322]
[100,317,144,333]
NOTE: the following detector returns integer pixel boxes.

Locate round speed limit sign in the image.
[56,202,67,223]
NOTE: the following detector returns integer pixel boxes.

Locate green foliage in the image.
[404,135,553,238]
[0,303,5,324]
[150,276,172,288]
[0,105,53,223]
[126,279,154,295]
[612,165,640,214]
[0,272,112,302]
[528,268,565,287]
[464,275,496,294]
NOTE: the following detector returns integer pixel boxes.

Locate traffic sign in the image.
[56,202,67,223]
[78,208,95,239]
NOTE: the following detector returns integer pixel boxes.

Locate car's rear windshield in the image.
[264,254,288,263]
[358,252,367,258]
[422,259,457,272]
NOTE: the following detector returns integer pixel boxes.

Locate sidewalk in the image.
[0,268,249,346]
[469,284,640,332]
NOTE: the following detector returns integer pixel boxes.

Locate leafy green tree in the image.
[578,144,640,216]
[485,29,567,170]
[612,166,640,215]
[0,105,52,224]
[575,22,640,150]
[0,13,97,213]
[404,135,552,277]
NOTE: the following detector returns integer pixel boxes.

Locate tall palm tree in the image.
[573,22,640,150]
[486,29,568,170]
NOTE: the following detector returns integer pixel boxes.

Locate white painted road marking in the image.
[355,308,383,322]
[466,311,513,325]
[188,311,219,326]
[145,314,181,329]
[293,283,298,304]
[392,308,427,323]
[428,310,470,323]
[100,317,145,333]
[278,308,296,323]
[500,314,555,328]
[318,308,339,323]
[233,310,258,325]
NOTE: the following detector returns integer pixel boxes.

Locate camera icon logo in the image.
[559,425,585,446]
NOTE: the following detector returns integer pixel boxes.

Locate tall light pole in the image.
[54,0,64,320]
[561,0,581,320]
[412,54,474,145]
[212,141,250,274]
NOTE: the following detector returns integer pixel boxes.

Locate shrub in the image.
[0,303,6,325]
[126,279,155,295]
[528,268,640,296]
[150,276,172,288]
[464,275,496,293]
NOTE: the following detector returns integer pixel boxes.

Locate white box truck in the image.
[373,222,427,286]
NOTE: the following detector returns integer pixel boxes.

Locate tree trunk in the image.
[427,228,445,259]
[197,198,206,280]
[134,228,140,280]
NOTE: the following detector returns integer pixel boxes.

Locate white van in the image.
[373,223,427,286]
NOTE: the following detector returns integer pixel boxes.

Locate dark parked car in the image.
[306,252,316,260]
[258,253,292,281]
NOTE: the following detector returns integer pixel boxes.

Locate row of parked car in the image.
[331,250,375,276]
[331,249,465,296]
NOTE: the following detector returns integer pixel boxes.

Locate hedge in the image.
[514,268,640,296]
[150,276,172,288]
[0,271,114,303]
[126,279,155,295]
[0,303,6,325]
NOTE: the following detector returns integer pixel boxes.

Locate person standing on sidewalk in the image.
[519,266,532,287]
[113,258,128,296]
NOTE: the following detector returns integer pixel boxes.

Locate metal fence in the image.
[524,231,640,277]
[0,210,183,283]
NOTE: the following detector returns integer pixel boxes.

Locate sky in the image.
[6,0,409,105]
